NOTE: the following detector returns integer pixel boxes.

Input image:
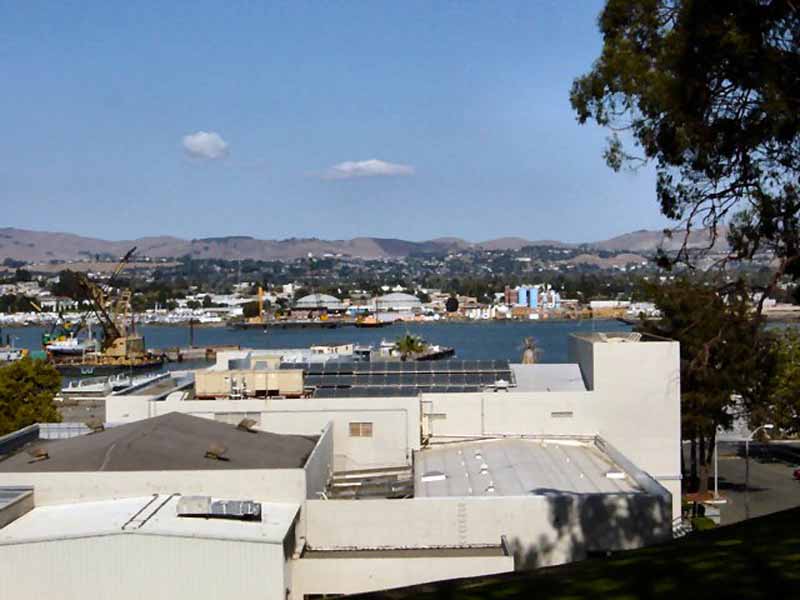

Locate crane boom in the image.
[76,248,137,351]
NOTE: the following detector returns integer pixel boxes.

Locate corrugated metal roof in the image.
[414,438,641,498]
[0,495,299,545]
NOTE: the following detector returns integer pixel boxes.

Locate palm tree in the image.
[394,333,427,361]
[521,337,537,364]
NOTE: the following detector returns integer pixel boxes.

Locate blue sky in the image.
[1,1,669,242]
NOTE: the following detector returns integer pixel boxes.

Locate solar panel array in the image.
[279,360,514,397]
[280,359,512,374]
[313,386,484,398]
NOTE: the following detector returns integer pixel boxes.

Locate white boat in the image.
[46,337,96,356]
[0,347,24,362]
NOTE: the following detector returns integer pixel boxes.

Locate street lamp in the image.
[745,423,774,519]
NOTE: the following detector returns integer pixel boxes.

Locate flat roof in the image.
[414,438,641,498]
[510,364,587,392]
[0,495,299,545]
[0,412,318,473]
[572,332,645,343]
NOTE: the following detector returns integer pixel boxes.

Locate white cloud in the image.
[321,159,414,180]
[182,131,229,160]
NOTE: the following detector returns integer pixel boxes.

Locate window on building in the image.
[349,422,373,437]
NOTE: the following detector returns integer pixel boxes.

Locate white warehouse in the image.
[0,331,681,599]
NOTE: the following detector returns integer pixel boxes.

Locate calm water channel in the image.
[2,319,632,364]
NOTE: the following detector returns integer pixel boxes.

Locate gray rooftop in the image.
[510,364,587,392]
[414,438,641,497]
[0,412,318,473]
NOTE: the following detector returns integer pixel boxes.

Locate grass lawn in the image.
[358,507,800,600]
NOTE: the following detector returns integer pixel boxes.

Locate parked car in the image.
[793,467,800,481]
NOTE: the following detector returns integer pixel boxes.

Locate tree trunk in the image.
[698,434,709,495]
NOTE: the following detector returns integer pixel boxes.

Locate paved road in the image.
[713,442,800,524]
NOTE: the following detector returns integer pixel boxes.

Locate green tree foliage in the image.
[0,295,37,314]
[0,358,62,435]
[571,1,800,285]
[394,333,427,361]
[445,296,459,313]
[2,258,26,269]
[752,328,800,435]
[51,270,89,301]
[242,301,261,319]
[13,268,32,283]
[639,278,774,493]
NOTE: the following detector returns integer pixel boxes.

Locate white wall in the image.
[578,338,682,504]
[0,469,307,506]
[293,553,513,597]
[0,534,285,600]
[108,395,421,471]
[422,392,598,439]
[304,422,334,499]
[303,493,671,569]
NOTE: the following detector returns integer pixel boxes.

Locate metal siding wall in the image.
[304,494,671,568]
[293,554,514,596]
[305,423,334,499]
[0,535,284,600]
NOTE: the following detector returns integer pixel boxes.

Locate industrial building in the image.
[0,331,680,598]
[293,293,346,312]
[370,292,423,321]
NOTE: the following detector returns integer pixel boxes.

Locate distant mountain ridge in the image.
[0,227,727,263]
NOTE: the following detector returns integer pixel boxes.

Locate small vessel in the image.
[355,315,391,328]
[0,347,25,363]
[45,336,96,356]
[376,336,455,361]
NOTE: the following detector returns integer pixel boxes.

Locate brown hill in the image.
[591,227,729,253]
[0,226,728,263]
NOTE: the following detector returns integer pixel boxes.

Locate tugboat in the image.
[355,315,391,328]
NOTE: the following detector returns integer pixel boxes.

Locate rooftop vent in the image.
[204,442,229,462]
[85,417,105,433]
[237,418,258,433]
[26,447,49,463]
[177,496,261,521]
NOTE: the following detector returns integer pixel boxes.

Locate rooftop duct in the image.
[176,496,262,521]
[26,447,49,463]
[204,442,229,461]
[237,418,258,433]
